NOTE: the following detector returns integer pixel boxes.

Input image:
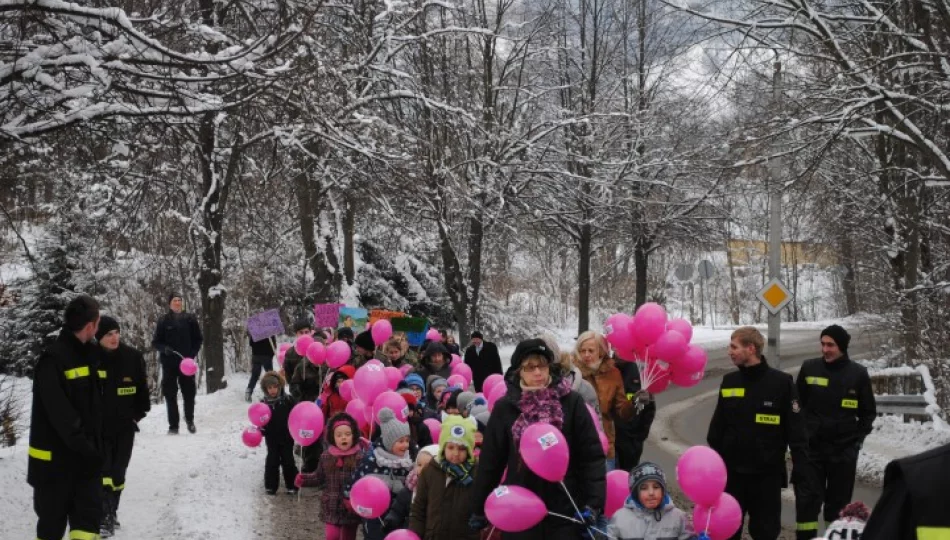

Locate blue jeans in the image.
[605,458,616,472]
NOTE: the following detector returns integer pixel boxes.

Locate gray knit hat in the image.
[629,462,667,494]
[378,407,410,452]
[456,391,477,413]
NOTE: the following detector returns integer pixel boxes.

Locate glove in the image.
[294,473,305,489]
[635,390,652,406]
[164,346,176,356]
[382,512,400,532]
[468,514,489,531]
[574,506,599,538]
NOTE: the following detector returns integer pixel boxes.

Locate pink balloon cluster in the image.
[604,304,708,393]
[677,446,740,540]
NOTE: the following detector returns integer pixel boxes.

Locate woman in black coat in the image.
[471,339,606,540]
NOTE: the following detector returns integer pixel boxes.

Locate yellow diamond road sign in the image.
[757,278,793,315]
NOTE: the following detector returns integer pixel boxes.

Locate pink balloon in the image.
[242,426,262,448]
[519,423,569,482]
[385,366,403,390]
[451,362,473,385]
[276,351,285,367]
[288,401,325,447]
[306,341,327,366]
[677,446,727,507]
[614,347,638,362]
[384,530,420,540]
[604,469,630,518]
[486,383,507,411]
[604,313,636,351]
[399,364,413,376]
[350,476,392,519]
[295,334,314,356]
[423,418,441,444]
[599,431,609,454]
[671,347,707,388]
[179,357,197,376]
[346,399,368,429]
[450,354,462,368]
[666,318,694,343]
[631,302,667,346]
[485,485,547,532]
[364,359,384,370]
[645,363,671,394]
[372,319,393,346]
[652,330,689,365]
[326,341,351,369]
[692,493,742,540]
[447,374,467,389]
[278,343,292,353]
[482,374,504,395]
[354,362,389,405]
[247,402,272,427]
[374,391,410,423]
[340,379,356,402]
[586,403,603,433]
[426,328,441,342]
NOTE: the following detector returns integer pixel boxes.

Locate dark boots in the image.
[100,489,116,538]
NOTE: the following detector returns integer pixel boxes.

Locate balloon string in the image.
[548,511,618,540]
[558,481,598,539]
[705,505,713,534]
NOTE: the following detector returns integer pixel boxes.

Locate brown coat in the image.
[409,461,480,540]
[577,358,635,459]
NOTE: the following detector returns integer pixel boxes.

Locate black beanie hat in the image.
[509,338,556,372]
[354,330,376,352]
[96,316,120,341]
[471,331,483,339]
[821,325,851,352]
[168,292,182,304]
[337,327,354,341]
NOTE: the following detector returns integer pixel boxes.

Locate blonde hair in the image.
[575,330,609,360]
[384,337,403,352]
[731,326,765,355]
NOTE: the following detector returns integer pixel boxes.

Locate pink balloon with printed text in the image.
[485,485,547,532]
[350,476,391,519]
[248,402,271,427]
[604,313,635,351]
[242,426,262,447]
[288,401,325,447]
[518,422,569,482]
[374,391,410,423]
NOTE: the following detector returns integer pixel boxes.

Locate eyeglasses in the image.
[520,363,549,373]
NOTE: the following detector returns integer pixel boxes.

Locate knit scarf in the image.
[328,442,362,467]
[511,377,572,447]
[374,446,413,470]
[440,459,475,487]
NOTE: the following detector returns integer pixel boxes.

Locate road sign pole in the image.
[768,59,783,368]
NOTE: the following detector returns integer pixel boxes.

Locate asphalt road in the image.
[641,326,885,532]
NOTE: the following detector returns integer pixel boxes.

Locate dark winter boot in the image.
[100,491,116,538]
[245,389,252,402]
[113,490,123,529]
[187,422,197,434]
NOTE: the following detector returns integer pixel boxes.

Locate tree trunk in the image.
[633,237,651,310]
[294,170,339,303]
[840,232,858,315]
[344,196,355,285]
[723,222,741,325]
[467,205,484,332]
[578,222,592,334]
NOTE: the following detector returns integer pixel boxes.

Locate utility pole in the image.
[767,59,784,367]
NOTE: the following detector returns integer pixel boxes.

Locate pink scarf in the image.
[328,440,364,467]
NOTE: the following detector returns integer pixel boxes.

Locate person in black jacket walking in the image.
[471,338,606,540]
[793,325,876,539]
[463,331,503,392]
[246,331,275,402]
[707,327,812,540]
[259,371,300,494]
[96,315,151,537]
[28,294,104,540]
[861,442,950,540]
[152,293,202,434]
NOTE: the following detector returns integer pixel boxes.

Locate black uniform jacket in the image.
[100,343,151,436]
[707,357,809,478]
[795,355,876,462]
[28,329,103,486]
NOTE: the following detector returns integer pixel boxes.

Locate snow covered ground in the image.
[1,373,270,540]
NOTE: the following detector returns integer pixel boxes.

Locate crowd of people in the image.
[26,293,950,540]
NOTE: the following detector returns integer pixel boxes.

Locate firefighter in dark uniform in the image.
[97,316,151,537]
[28,294,104,540]
[794,325,875,539]
[614,359,656,471]
[862,442,950,540]
[707,326,811,540]
[152,293,202,434]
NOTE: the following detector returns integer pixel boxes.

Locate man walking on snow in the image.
[463,331,502,392]
[28,295,104,540]
[152,293,202,434]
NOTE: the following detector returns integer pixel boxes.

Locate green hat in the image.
[439,415,476,464]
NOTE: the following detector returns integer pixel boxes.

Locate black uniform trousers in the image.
[264,440,298,491]
[162,358,196,429]
[725,470,783,540]
[615,437,645,472]
[102,429,136,512]
[246,355,273,392]
[34,473,101,540]
[796,455,858,530]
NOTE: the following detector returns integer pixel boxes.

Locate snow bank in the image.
[1,374,267,539]
[859,414,950,485]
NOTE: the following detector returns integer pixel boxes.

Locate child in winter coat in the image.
[295,412,368,540]
[409,415,480,540]
[345,407,414,540]
[426,376,448,416]
[404,373,427,409]
[259,372,299,495]
[383,444,439,532]
[321,365,355,421]
[608,462,694,540]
